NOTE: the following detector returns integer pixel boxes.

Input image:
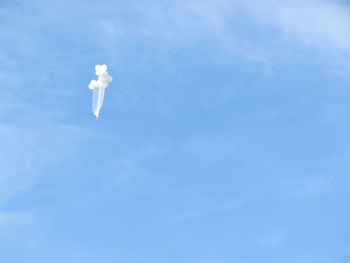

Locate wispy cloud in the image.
[165,196,249,222]
[4,0,350,71]
[92,0,350,64]
[278,175,333,198]
[258,232,286,247]
[0,121,86,204]
[254,0,350,52]
[0,211,35,241]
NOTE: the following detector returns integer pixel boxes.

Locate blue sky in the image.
[0,0,349,262]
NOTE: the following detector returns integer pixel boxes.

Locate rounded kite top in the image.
[95,64,108,76]
[89,64,113,90]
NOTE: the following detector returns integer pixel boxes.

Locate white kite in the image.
[88,64,113,118]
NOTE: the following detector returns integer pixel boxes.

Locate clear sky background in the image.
[0,0,349,262]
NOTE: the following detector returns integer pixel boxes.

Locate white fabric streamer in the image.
[92,86,105,118]
[88,64,112,118]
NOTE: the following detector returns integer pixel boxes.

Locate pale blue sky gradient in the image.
[0,0,349,262]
